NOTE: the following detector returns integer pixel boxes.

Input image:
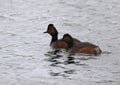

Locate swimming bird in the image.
[62,33,102,55]
[44,24,81,49]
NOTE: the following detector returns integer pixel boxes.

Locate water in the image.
[0,0,120,85]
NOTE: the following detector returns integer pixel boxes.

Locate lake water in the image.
[0,0,120,85]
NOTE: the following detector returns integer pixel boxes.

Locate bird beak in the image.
[44,31,47,33]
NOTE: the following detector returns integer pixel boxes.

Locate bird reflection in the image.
[44,50,77,78]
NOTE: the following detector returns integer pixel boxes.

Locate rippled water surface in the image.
[0,0,120,85]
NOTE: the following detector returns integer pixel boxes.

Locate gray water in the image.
[0,0,120,85]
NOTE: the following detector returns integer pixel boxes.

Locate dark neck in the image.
[50,34,58,45]
[67,38,73,49]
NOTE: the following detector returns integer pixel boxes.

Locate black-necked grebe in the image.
[44,24,81,49]
[62,33,102,55]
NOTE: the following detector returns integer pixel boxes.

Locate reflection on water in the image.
[44,50,111,79]
[44,50,99,78]
[43,48,116,84]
